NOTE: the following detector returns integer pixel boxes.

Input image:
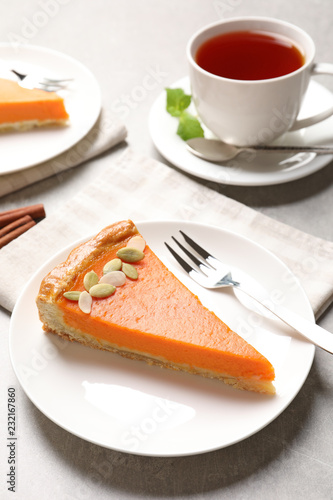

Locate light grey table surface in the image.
[1,1,333,499]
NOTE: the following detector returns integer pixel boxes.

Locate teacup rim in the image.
[186,16,315,84]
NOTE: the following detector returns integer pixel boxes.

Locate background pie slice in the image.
[0,78,69,131]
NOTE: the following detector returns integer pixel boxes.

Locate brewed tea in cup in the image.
[187,17,333,146]
[195,30,305,80]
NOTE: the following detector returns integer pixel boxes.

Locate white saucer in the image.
[9,220,314,457]
[0,44,101,174]
[149,76,333,186]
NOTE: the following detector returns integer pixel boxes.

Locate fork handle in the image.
[236,284,333,354]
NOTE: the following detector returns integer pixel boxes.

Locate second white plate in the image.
[9,220,314,456]
[0,43,101,174]
[149,76,333,186]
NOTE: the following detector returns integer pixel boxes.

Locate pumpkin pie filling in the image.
[36,220,275,394]
[0,78,69,131]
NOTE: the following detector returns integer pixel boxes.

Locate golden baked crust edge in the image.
[36,219,138,304]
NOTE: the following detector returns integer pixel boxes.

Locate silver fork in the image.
[165,231,333,354]
[11,69,73,92]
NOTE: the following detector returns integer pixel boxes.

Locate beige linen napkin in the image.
[0,111,127,198]
[1,148,333,318]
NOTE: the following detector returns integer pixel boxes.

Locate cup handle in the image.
[289,62,333,131]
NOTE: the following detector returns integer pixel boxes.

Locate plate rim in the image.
[9,219,315,457]
[0,42,102,174]
[149,76,333,187]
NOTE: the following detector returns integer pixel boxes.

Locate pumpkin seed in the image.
[103,258,122,274]
[63,291,81,301]
[89,283,116,298]
[126,236,146,252]
[99,271,126,287]
[83,270,99,291]
[122,262,138,280]
[79,291,92,314]
[117,247,144,263]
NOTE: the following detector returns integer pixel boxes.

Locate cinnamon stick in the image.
[0,215,33,238]
[0,219,36,248]
[0,204,45,228]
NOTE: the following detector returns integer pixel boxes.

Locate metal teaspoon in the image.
[186,137,333,162]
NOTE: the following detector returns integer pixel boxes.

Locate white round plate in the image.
[10,220,314,457]
[149,76,333,186]
[0,44,101,174]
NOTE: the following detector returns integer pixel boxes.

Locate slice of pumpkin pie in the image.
[0,78,69,131]
[36,220,275,394]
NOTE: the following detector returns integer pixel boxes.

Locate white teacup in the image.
[187,17,333,146]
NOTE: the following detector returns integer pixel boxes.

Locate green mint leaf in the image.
[177,111,204,141]
[166,88,191,117]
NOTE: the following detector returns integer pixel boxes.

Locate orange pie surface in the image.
[36,220,275,394]
[0,78,69,130]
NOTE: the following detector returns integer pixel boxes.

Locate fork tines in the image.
[179,230,211,259]
[11,69,73,92]
[171,236,208,269]
[165,231,215,276]
[164,241,194,274]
